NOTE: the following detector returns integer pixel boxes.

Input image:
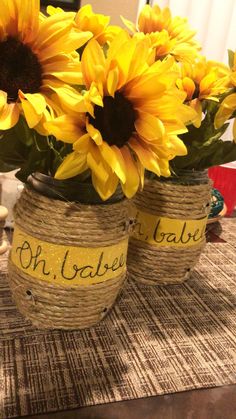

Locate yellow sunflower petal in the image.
[86,120,103,145]
[39,28,93,61]
[83,93,96,117]
[158,158,171,177]
[124,73,166,99]
[34,107,54,136]
[19,91,47,128]
[163,119,189,135]
[109,39,139,88]
[180,102,198,125]
[55,151,88,180]
[73,134,92,152]
[43,81,87,113]
[75,4,110,39]
[152,95,196,132]
[166,135,187,157]
[106,30,130,63]
[75,4,93,23]
[214,93,236,128]
[181,77,196,100]
[92,170,119,201]
[126,38,151,82]
[41,94,64,118]
[87,82,104,106]
[35,10,76,48]
[98,25,122,45]
[0,1,12,36]
[133,97,163,114]
[138,5,161,33]
[129,137,161,177]
[46,5,64,15]
[107,67,119,97]
[120,145,140,198]
[200,71,218,96]
[20,91,46,115]
[120,16,137,34]
[0,91,7,111]
[81,39,106,88]
[146,55,176,76]
[43,55,83,84]
[44,115,84,143]
[136,158,145,189]
[19,100,42,128]
[87,144,109,183]
[16,0,40,43]
[112,146,127,184]
[99,142,126,184]
[233,119,236,141]
[135,112,165,141]
[0,102,20,130]
[190,99,203,128]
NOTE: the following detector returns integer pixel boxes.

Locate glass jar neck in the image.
[161,169,209,185]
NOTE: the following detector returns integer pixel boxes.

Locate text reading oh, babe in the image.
[11,227,128,286]
[132,211,207,247]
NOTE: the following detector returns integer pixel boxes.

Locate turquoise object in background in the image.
[208,188,224,218]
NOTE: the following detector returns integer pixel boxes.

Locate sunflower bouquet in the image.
[0,1,236,199]
[0,0,196,202]
[122,4,236,177]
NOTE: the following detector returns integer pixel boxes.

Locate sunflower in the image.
[215,51,236,139]
[75,4,121,46]
[122,4,200,63]
[176,58,230,127]
[48,4,121,46]
[45,32,195,200]
[0,0,92,132]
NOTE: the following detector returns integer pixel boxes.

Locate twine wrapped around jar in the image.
[128,170,212,285]
[8,186,130,329]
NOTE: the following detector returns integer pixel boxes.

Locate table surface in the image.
[28,216,236,419]
[2,215,236,419]
[25,385,236,419]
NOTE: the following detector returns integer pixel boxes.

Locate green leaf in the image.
[33,131,51,152]
[0,129,30,169]
[48,140,73,175]
[172,140,236,171]
[199,140,236,169]
[0,119,81,181]
[15,144,49,183]
[0,116,37,172]
[172,99,236,172]
[228,49,235,69]
[17,117,35,146]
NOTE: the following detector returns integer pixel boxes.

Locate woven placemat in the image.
[0,218,236,418]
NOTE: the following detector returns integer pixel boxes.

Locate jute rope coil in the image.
[0,205,8,255]
[8,187,130,329]
[128,175,212,285]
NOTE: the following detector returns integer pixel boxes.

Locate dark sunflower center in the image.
[89,92,136,148]
[0,37,42,102]
[192,84,200,99]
